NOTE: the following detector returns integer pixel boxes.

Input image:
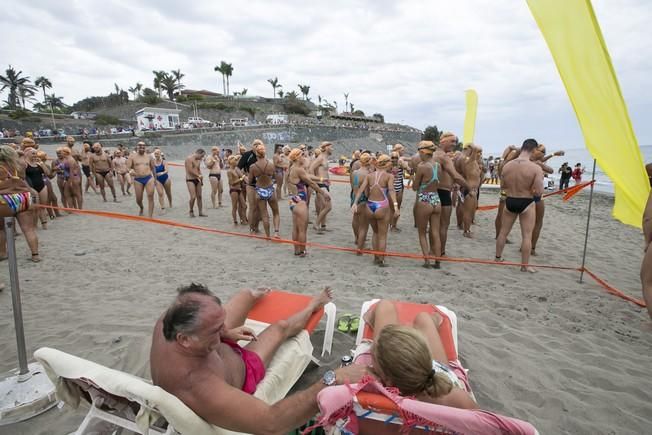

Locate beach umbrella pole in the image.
[0,217,56,425]
[579,159,597,283]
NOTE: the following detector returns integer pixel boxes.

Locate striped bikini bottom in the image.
[0,192,31,214]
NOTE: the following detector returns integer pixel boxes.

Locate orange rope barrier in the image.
[35,204,645,308]
[474,181,595,212]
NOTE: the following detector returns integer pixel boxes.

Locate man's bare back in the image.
[501,158,543,199]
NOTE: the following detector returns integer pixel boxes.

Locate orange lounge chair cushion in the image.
[246,290,323,334]
[357,301,459,417]
[362,301,457,362]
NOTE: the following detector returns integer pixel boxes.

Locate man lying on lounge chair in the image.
[150,283,366,434]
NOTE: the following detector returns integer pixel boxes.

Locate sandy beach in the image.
[1,155,650,435]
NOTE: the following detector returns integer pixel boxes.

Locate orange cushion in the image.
[362,301,457,362]
[246,290,324,333]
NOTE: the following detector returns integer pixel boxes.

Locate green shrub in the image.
[242,107,256,117]
[142,95,161,105]
[187,94,204,101]
[8,109,31,119]
[95,114,120,125]
[175,95,187,103]
[283,100,310,116]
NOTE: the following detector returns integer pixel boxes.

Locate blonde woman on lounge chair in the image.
[363,299,478,409]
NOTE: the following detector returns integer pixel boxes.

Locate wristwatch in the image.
[322,369,336,386]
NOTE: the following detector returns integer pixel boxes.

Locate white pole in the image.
[579,159,597,283]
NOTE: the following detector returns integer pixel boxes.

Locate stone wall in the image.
[1,124,421,160]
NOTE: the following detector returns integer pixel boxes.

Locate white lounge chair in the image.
[34,289,336,435]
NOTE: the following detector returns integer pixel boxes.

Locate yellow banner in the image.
[462,89,478,147]
[527,0,649,228]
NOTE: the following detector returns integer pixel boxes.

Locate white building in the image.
[266,114,288,124]
[135,107,181,131]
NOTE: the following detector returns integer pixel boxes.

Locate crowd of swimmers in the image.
[0,134,650,318]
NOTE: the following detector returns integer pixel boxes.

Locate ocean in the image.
[544,145,651,194]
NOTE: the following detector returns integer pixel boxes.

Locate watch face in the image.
[323,370,336,386]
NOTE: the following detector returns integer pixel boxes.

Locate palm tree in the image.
[298,84,310,100]
[267,77,280,98]
[222,63,233,96]
[135,82,143,98]
[214,63,226,95]
[278,89,284,98]
[152,70,166,98]
[172,69,185,91]
[344,93,349,112]
[240,88,247,96]
[19,85,36,109]
[0,66,33,109]
[286,90,299,100]
[35,76,52,102]
[350,103,355,113]
[160,73,179,100]
[317,95,322,106]
[128,86,137,100]
[45,94,66,111]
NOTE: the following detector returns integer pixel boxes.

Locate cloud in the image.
[1,0,650,152]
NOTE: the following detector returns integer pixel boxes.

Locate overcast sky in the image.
[1,0,650,152]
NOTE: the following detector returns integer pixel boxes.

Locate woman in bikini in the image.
[249,141,281,238]
[227,155,247,225]
[362,299,477,409]
[287,148,329,256]
[350,152,373,245]
[24,148,51,229]
[153,149,172,209]
[351,154,399,266]
[0,146,40,262]
[412,141,442,268]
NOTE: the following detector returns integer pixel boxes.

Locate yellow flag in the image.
[527,0,649,228]
[462,89,478,147]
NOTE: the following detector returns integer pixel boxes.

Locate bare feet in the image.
[138,208,144,217]
[463,231,472,238]
[531,249,538,256]
[521,266,537,273]
[189,211,195,218]
[308,287,333,311]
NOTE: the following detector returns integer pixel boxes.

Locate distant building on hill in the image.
[135,107,181,131]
